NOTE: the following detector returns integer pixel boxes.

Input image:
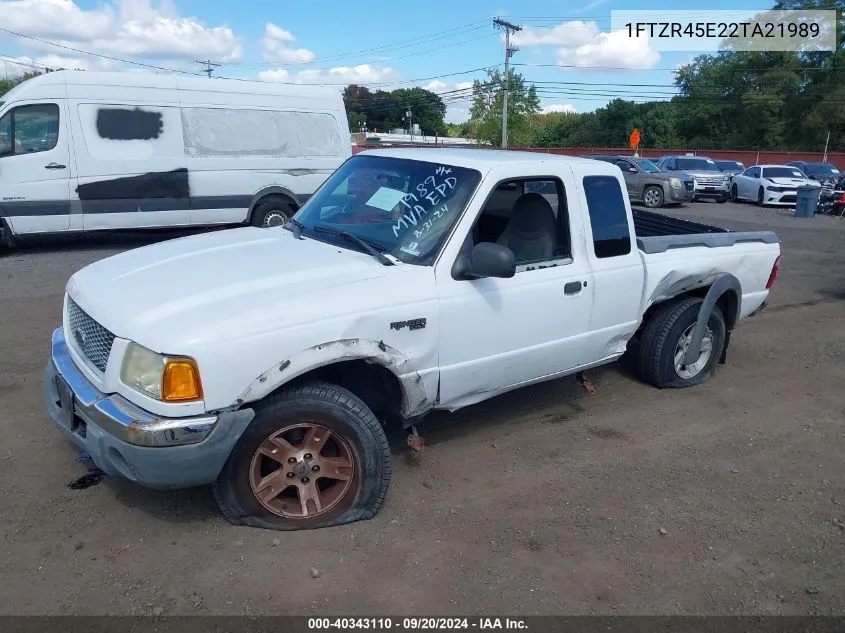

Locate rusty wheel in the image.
[213,381,392,531]
[249,423,355,518]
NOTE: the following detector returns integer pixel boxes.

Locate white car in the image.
[44,149,781,530]
[730,164,821,206]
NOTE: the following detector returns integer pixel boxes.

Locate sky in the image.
[0,0,772,124]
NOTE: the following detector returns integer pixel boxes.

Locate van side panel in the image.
[67,78,193,229]
[174,78,350,226]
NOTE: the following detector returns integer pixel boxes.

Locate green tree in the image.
[469,68,541,146]
[0,71,41,99]
[343,85,447,135]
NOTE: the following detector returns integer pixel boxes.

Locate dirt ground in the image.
[1,201,843,616]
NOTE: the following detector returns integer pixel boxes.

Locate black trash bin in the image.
[795,185,821,218]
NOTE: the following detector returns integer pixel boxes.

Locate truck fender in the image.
[684,273,742,365]
[234,338,431,418]
[247,186,304,218]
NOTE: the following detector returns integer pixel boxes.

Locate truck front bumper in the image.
[44,327,254,490]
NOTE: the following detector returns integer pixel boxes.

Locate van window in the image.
[582,175,632,258]
[0,103,60,156]
[181,108,342,158]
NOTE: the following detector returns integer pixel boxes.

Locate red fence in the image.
[359,144,845,169]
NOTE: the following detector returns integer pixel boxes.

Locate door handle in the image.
[564,281,584,295]
[45,163,66,169]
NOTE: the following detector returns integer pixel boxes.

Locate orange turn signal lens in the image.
[161,358,203,402]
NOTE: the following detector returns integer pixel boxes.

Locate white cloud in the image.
[510,19,660,70]
[0,0,242,62]
[258,64,399,87]
[512,22,600,47]
[557,29,660,69]
[541,103,576,114]
[260,22,315,64]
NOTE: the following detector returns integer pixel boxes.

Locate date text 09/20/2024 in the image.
[307,618,528,630]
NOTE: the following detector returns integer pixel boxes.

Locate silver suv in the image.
[656,155,730,203]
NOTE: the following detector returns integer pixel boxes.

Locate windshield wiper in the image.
[313,226,394,266]
[284,217,306,240]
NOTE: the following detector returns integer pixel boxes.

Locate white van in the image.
[0,70,350,246]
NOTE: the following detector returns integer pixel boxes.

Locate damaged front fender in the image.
[234,338,431,418]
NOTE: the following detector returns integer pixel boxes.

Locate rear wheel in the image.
[642,185,664,208]
[637,297,726,389]
[213,381,392,530]
[251,197,297,228]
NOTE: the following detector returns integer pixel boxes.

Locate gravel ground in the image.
[0,201,843,616]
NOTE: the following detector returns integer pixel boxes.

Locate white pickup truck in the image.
[44,149,781,531]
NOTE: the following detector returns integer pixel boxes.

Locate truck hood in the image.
[66,227,389,350]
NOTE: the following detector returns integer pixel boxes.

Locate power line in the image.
[0,26,200,75]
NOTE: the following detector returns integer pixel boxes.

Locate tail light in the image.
[766,255,780,289]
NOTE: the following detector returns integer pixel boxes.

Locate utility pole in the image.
[195,59,221,78]
[494,17,521,149]
[823,130,830,162]
[406,106,413,144]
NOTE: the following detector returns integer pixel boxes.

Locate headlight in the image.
[120,342,203,402]
[670,177,683,188]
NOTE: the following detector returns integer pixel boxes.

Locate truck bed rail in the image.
[633,209,779,254]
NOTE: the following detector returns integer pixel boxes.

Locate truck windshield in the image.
[715,160,743,170]
[292,155,481,265]
[676,158,720,171]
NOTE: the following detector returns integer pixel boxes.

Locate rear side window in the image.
[582,175,632,259]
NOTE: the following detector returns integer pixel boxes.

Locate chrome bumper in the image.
[44,326,255,490]
[47,327,217,447]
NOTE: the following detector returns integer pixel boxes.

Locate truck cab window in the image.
[471,178,571,266]
[582,175,632,259]
[0,104,60,157]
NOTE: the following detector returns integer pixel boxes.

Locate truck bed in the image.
[633,209,779,254]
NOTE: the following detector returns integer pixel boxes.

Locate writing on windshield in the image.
[293,155,481,265]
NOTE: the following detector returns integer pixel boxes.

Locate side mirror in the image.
[452,242,516,280]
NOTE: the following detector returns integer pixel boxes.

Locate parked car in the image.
[730,164,820,206]
[0,70,351,248]
[655,155,730,203]
[714,159,745,178]
[583,154,694,208]
[785,161,844,190]
[44,149,781,530]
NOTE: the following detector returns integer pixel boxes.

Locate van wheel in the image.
[251,197,297,228]
[213,381,392,531]
[637,297,726,389]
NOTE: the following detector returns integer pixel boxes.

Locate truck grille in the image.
[66,297,115,373]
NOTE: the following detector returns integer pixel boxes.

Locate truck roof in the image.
[357,147,606,171]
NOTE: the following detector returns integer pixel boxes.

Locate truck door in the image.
[574,171,645,361]
[0,101,72,234]
[435,168,596,408]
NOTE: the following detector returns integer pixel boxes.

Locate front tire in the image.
[213,382,392,530]
[756,187,765,207]
[643,185,664,208]
[637,297,726,389]
[730,184,739,202]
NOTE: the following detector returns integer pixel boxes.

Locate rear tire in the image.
[213,381,392,531]
[251,197,297,228]
[637,297,726,389]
